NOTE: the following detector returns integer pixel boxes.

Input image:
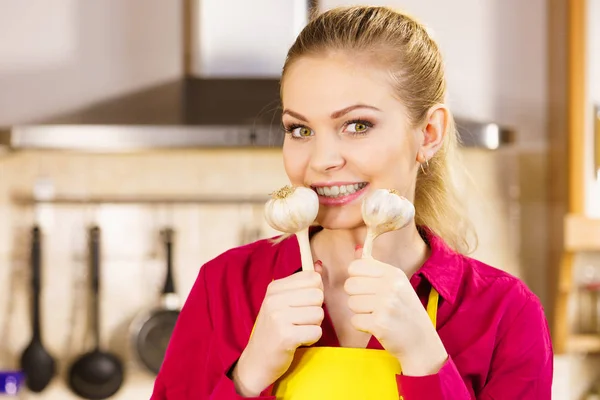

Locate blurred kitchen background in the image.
[0,0,599,399]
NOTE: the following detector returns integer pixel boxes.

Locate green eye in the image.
[346,120,373,134]
[354,123,367,132]
[299,127,312,136]
[287,125,314,139]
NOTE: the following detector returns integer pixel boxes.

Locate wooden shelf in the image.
[564,214,600,251]
[567,334,600,353]
[551,0,592,355]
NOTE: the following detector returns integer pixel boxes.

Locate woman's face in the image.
[281,54,444,230]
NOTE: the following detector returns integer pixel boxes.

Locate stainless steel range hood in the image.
[0,78,287,152]
[0,1,513,153]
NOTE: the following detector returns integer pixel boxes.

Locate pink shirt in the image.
[151,229,553,399]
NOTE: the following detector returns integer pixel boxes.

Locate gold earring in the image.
[419,153,429,174]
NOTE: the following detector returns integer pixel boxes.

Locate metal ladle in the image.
[19,226,56,392]
[67,226,124,399]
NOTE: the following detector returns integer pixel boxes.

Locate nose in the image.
[309,134,345,173]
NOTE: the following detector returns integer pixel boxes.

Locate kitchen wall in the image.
[0,149,291,399]
[0,0,182,126]
[0,0,594,398]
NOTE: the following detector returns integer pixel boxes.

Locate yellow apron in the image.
[259,287,439,400]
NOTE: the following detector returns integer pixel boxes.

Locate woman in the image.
[151,6,553,399]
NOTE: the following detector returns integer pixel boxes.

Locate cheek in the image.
[282,145,306,184]
[352,140,414,183]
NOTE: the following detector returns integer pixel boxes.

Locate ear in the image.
[416,104,449,163]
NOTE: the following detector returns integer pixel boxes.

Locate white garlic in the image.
[264,185,319,233]
[264,185,319,271]
[361,189,415,258]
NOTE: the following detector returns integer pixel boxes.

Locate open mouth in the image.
[312,182,368,198]
[310,183,369,206]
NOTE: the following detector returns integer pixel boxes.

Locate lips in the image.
[313,182,368,198]
[310,182,369,206]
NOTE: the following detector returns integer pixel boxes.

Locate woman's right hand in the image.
[232,270,325,397]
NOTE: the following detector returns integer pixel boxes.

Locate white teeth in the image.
[314,183,367,198]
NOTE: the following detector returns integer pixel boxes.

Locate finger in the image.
[295,325,323,347]
[268,271,323,294]
[354,244,363,259]
[269,288,324,307]
[269,288,324,308]
[348,259,385,278]
[344,276,380,295]
[314,259,330,284]
[347,294,377,313]
[289,306,325,325]
[314,260,323,275]
[350,313,374,334]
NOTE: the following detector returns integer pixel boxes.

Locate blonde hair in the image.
[280,6,476,254]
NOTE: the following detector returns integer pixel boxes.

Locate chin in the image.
[316,206,364,230]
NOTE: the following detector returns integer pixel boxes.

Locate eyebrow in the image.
[282,104,381,122]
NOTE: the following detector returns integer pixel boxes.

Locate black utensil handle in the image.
[161,228,176,295]
[89,226,101,350]
[31,226,42,341]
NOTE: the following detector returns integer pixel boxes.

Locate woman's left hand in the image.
[344,252,448,376]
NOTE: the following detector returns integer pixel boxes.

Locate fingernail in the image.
[355,244,363,251]
[314,260,323,267]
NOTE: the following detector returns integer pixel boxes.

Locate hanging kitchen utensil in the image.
[130,227,180,375]
[67,226,124,400]
[19,226,56,393]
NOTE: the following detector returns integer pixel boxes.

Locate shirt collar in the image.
[276,226,463,305]
[411,227,463,305]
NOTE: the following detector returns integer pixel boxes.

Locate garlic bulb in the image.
[264,185,319,271]
[264,186,319,233]
[361,188,415,258]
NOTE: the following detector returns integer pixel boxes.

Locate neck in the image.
[311,223,430,287]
